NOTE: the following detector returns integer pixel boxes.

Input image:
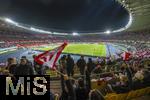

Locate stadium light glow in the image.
[3,17,68,35]
[4,18,18,25]
[105,30,111,34]
[112,13,133,33]
[72,32,79,36]
[3,12,133,35]
[5,18,13,23]
[30,27,52,34]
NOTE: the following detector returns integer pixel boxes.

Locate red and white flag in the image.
[121,52,132,61]
[34,42,67,69]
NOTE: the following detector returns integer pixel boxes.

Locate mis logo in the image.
[5,75,50,96]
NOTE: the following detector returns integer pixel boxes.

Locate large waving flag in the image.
[34,42,67,69]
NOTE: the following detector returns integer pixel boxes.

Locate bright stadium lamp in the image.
[4,18,18,25]
[5,18,13,23]
[105,30,111,34]
[73,32,79,36]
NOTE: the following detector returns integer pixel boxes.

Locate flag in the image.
[34,42,67,69]
[122,52,131,61]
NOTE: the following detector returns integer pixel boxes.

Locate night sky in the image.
[0,0,129,33]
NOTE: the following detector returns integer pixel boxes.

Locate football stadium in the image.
[0,0,150,100]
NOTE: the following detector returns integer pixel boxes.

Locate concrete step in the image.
[50,80,62,94]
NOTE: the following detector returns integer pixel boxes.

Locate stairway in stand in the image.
[50,80,62,95]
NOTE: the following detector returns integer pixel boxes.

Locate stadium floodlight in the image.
[4,18,18,25]
[72,32,79,36]
[3,18,68,35]
[30,27,68,35]
[105,30,111,34]
[5,18,13,23]
[30,27,52,34]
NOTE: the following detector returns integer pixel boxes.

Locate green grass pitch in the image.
[34,43,107,57]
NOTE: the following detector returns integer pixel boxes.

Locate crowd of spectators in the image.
[0,23,150,99]
[50,54,150,100]
[0,26,150,46]
[48,29,150,42]
[1,52,149,100]
[0,27,54,48]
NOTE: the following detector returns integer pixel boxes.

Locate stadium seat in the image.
[136,88,147,97]
[126,90,137,100]
[105,93,117,100]
[145,87,150,95]
[91,80,106,90]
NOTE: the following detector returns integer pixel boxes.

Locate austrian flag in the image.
[34,42,67,69]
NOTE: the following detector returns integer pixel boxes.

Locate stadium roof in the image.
[117,0,150,31]
[0,0,149,35]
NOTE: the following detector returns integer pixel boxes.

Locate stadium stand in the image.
[0,0,150,100]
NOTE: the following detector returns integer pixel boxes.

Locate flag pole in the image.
[54,68,76,80]
[54,69,65,76]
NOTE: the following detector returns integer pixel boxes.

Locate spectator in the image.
[21,56,32,66]
[60,74,76,100]
[6,58,14,69]
[66,54,75,76]
[15,58,34,75]
[77,56,86,75]
[33,55,43,75]
[59,55,67,74]
[59,55,68,100]
[92,64,102,74]
[75,78,88,100]
[65,79,76,100]
[8,58,17,75]
[121,63,133,90]
[87,58,95,74]
[89,89,105,100]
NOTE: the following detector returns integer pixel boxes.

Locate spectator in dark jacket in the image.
[8,58,17,74]
[121,63,133,90]
[89,89,105,100]
[15,58,34,75]
[59,55,67,74]
[85,69,91,93]
[60,75,76,100]
[65,79,76,100]
[7,58,17,75]
[75,78,88,100]
[87,58,95,74]
[66,54,74,76]
[21,56,32,66]
[77,56,86,75]
[6,58,14,70]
